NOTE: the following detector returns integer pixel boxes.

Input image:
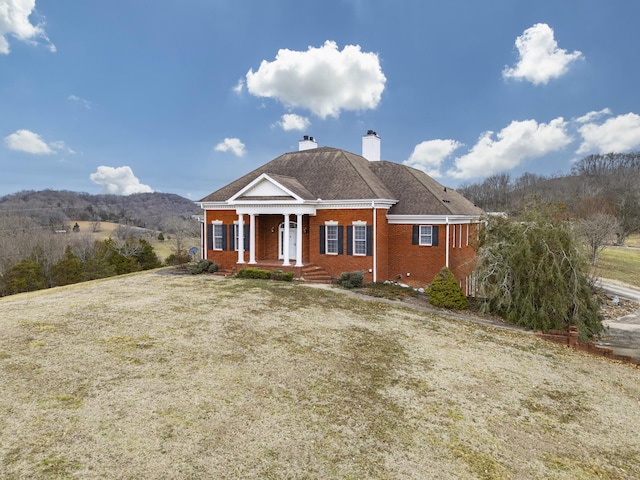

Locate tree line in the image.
[458,152,640,259]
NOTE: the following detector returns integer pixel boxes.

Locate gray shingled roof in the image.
[199,147,484,216]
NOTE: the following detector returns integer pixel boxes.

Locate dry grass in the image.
[1,272,639,479]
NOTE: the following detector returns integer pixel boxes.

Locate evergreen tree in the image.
[475,202,603,339]
[50,246,83,286]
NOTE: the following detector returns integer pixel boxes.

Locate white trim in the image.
[352,224,367,256]
[372,205,377,282]
[388,214,482,224]
[325,224,339,255]
[228,173,304,203]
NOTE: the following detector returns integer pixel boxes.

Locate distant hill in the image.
[0,190,200,230]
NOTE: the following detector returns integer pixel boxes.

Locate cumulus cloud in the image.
[403,139,463,177]
[576,112,640,154]
[214,137,246,157]
[3,128,73,154]
[503,23,583,85]
[447,118,572,179]
[246,40,386,118]
[277,113,311,132]
[89,166,153,195]
[0,0,55,54]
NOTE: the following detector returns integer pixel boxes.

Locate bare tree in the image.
[574,213,621,265]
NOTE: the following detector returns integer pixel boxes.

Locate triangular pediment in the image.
[228,173,302,202]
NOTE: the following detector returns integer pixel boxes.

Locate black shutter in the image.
[244,225,250,251]
[207,224,213,251]
[412,225,419,245]
[366,226,373,256]
[338,226,344,255]
[319,226,325,254]
[229,225,235,251]
[432,226,439,246]
[221,225,228,251]
[346,226,353,255]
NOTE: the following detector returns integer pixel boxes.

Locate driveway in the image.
[597,279,640,362]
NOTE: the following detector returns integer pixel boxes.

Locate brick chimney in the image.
[299,135,318,151]
[362,130,380,161]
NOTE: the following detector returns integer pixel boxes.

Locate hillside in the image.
[0,190,200,230]
[1,272,638,479]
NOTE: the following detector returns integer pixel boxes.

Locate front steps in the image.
[300,264,332,284]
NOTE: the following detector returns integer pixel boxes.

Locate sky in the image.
[2,0,640,200]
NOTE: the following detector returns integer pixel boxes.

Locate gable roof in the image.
[199,146,483,216]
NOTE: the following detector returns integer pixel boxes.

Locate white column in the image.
[249,213,257,264]
[295,213,303,266]
[445,217,450,268]
[282,214,290,266]
[237,213,245,264]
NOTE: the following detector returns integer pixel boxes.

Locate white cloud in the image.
[0,0,55,54]
[575,108,612,124]
[89,166,154,195]
[277,113,311,132]
[232,78,244,94]
[576,112,640,154]
[4,129,75,155]
[503,23,583,85]
[403,139,463,177]
[447,118,572,179]
[4,129,52,154]
[68,94,93,109]
[246,40,386,118]
[214,137,246,157]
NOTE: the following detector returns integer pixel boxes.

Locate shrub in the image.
[270,270,294,282]
[338,271,364,289]
[189,259,219,275]
[165,252,191,266]
[428,267,468,310]
[235,268,271,280]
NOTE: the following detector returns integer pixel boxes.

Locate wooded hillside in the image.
[0,190,200,231]
[458,152,640,245]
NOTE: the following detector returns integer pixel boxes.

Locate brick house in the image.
[197,132,484,292]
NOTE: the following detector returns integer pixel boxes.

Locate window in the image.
[419,225,432,246]
[233,224,240,251]
[353,225,367,255]
[213,224,224,250]
[326,225,338,254]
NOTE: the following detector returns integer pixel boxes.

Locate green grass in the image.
[596,246,640,288]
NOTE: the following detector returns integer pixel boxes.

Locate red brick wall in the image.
[308,208,376,283]
[386,222,480,289]
[204,208,480,290]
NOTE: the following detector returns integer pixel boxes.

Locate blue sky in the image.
[2,1,640,200]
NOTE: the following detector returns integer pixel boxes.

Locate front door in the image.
[278,222,297,260]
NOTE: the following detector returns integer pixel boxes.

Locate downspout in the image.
[445,216,450,269]
[372,201,377,283]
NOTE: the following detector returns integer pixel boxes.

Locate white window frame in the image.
[325,221,338,255]
[419,225,433,246]
[233,223,240,251]
[212,222,224,251]
[353,221,367,256]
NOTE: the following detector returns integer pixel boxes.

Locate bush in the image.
[428,267,468,310]
[270,270,294,282]
[235,268,271,280]
[338,271,364,289]
[189,259,219,275]
[165,252,191,266]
